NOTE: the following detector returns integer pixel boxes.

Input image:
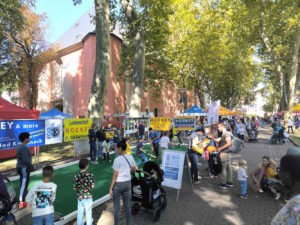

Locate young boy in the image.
[159,131,170,161]
[237,159,248,199]
[17,132,34,209]
[102,139,111,162]
[26,165,57,225]
[73,159,95,225]
[124,136,131,155]
[136,137,148,167]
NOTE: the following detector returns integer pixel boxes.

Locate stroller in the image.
[131,161,167,222]
[270,127,288,144]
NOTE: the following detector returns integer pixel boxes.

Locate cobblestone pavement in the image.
[16,127,294,225]
[90,127,293,225]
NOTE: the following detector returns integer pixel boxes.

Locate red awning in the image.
[0,97,40,119]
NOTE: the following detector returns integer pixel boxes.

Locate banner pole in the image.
[176,189,180,202]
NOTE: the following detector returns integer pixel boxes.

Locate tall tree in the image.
[74,0,110,126]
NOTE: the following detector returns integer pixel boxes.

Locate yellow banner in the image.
[150,117,171,131]
[64,118,92,142]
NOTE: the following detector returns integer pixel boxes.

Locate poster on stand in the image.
[45,119,63,145]
[150,117,171,131]
[207,100,220,126]
[174,116,195,130]
[0,120,45,150]
[64,118,92,142]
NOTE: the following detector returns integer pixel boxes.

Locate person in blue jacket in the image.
[149,127,160,158]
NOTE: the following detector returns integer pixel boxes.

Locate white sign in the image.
[207,100,220,126]
[45,119,63,145]
[162,150,185,190]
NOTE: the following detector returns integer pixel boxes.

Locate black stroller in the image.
[131,161,167,222]
[270,127,288,144]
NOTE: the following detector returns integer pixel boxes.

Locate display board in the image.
[174,116,195,130]
[207,100,220,126]
[150,117,171,131]
[45,119,63,145]
[0,120,45,150]
[162,150,185,190]
[64,118,92,142]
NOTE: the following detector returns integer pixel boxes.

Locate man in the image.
[212,123,233,189]
[17,132,34,209]
[138,122,145,139]
[187,127,205,184]
[113,127,119,155]
[288,117,294,134]
[88,124,98,164]
[149,127,160,158]
[96,126,106,160]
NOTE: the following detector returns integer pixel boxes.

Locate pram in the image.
[270,127,288,144]
[248,128,258,142]
[131,161,167,222]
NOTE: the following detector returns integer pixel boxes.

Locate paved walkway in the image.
[81,127,293,225]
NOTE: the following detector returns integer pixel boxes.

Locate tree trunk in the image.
[87,0,110,126]
[287,32,300,116]
[28,58,34,109]
[129,27,145,117]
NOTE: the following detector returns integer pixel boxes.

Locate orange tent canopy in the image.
[219,106,235,116]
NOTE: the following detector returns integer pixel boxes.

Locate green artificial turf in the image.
[12,144,187,216]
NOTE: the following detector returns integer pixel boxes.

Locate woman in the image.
[271,155,300,224]
[110,140,137,225]
[236,120,246,140]
[204,127,218,179]
[251,156,270,192]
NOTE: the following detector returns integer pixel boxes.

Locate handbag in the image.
[122,155,134,174]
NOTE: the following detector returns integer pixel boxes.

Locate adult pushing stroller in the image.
[247,122,258,142]
[131,161,167,222]
[270,127,288,144]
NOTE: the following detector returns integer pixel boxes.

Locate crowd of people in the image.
[1,114,300,225]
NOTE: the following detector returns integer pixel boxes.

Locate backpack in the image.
[210,153,222,176]
[0,176,17,217]
[227,136,245,154]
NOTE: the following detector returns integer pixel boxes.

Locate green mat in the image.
[12,144,187,216]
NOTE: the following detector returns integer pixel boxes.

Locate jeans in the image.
[188,150,199,182]
[160,147,168,161]
[113,181,131,225]
[238,134,244,140]
[90,142,97,161]
[239,180,247,196]
[18,167,30,202]
[137,153,148,166]
[153,142,159,157]
[33,213,54,225]
[97,141,103,160]
[77,198,93,225]
[220,153,232,184]
[288,126,294,133]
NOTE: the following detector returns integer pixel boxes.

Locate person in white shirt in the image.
[110,140,137,225]
[159,131,171,161]
[102,139,111,162]
[26,165,57,225]
[237,159,248,199]
[236,120,245,140]
[288,117,294,133]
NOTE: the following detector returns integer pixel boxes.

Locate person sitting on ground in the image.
[26,165,57,225]
[73,159,95,225]
[251,156,269,193]
[124,136,131,155]
[159,131,171,161]
[136,137,148,167]
[17,132,34,209]
[271,155,300,224]
[102,139,111,162]
[110,140,137,225]
[267,159,282,200]
[237,159,248,199]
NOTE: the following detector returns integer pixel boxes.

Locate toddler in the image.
[237,159,248,199]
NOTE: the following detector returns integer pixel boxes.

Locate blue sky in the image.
[35,0,93,43]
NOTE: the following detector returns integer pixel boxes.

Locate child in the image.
[159,131,170,161]
[17,132,34,209]
[73,159,95,225]
[26,165,57,225]
[136,137,148,167]
[102,139,111,162]
[237,159,248,199]
[267,159,281,200]
[124,136,131,155]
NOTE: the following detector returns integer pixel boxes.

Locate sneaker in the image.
[226,183,234,188]
[94,161,99,164]
[24,202,30,207]
[240,195,248,199]
[219,184,228,189]
[109,160,112,162]
[258,188,264,193]
[275,193,281,200]
[194,180,201,185]
[19,202,24,209]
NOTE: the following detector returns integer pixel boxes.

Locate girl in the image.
[238,159,248,199]
[267,159,281,200]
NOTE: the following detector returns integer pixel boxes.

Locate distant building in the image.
[18,8,197,121]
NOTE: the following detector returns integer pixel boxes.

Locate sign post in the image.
[161,150,185,201]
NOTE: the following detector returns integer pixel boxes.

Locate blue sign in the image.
[0,120,45,150]
[174,117,195,130]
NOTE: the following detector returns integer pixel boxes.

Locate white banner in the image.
[207,100,220,126]
[45,119,63,145]
[162,150,185,190]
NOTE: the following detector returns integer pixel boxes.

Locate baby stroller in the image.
[131,161,167,222]
[270,127,288,144]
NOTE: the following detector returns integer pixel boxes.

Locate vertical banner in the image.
[0,120,45,150]
[207,100,220,126]
[64,118,92,142]
[174,117,195,130]
[150,117,171,131]
[45,119,63,145]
